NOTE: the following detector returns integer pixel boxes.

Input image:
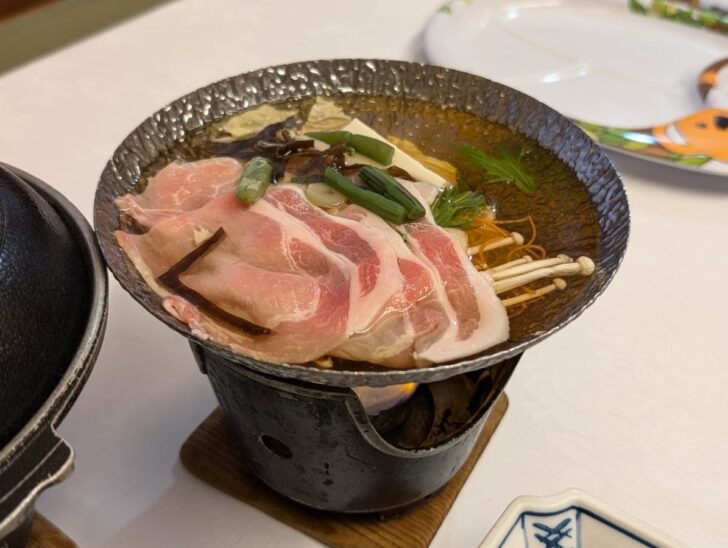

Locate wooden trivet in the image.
[26,513,76,548]
[180,393,508,548]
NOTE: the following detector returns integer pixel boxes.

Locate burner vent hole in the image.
[259,434,293,459]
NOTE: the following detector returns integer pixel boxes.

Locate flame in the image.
[353,383,418,415]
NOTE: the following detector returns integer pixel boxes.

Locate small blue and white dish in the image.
[481,489,685,548]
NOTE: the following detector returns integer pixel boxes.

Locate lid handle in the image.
[0,428,73,539]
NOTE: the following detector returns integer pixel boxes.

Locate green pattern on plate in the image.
[629,0,728,34]
[577,121,712,166]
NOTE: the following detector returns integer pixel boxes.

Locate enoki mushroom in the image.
[464,213,595,313]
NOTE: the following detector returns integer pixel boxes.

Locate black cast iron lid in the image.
[0,165,91,447]
[0,163,108,538]
[0,167,90,448]
[94,59,629,387]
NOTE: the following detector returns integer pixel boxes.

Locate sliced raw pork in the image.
[116,191,351,363]
[399,181,509,363]
[114,158,509,367]
[115,157,243,227]
[331,205,451,367]
[264,185,401,333]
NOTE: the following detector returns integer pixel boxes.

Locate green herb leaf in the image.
[458,143,537,194]
[431,187,489,229]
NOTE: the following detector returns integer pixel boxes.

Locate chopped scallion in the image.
[236,156,274,203]
[306,130,395,165]
[322,167,406,224]
[359,166,425,220]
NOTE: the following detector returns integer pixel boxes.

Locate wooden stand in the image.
[26,513,76,548]
[181,393,508,548]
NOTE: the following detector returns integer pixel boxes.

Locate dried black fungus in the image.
[158,228,272,336]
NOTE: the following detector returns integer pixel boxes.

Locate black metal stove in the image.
[193,343,519,513]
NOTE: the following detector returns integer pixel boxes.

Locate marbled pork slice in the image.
[116,191,351,363]
[264,184,401,333]
[330,205,452,367]
[115,157,243,227]
[400,181,509,363]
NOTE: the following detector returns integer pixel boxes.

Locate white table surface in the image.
[1,0,727,546]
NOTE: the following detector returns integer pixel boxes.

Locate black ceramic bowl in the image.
[0,164,108,545]
[94,59,629,388]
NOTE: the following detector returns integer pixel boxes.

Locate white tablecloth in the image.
[1,1,726,546]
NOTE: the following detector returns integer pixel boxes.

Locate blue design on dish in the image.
[498,506,660,548]
[532,518,572,547]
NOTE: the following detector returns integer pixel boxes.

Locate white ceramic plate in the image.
[425,0,728,176]
[481,489,685,548]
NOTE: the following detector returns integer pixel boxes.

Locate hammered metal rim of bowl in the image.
[93,58,629,387]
